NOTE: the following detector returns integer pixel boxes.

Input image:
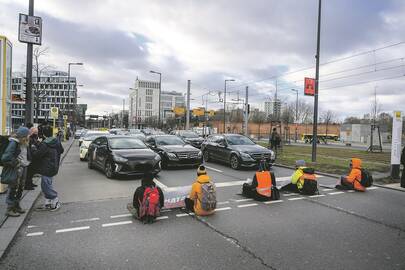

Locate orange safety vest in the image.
[300,173,316,181]
[256,171,272,197]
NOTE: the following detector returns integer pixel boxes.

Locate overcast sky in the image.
[1,0,404,120]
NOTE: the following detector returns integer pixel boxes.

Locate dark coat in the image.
[1,139,21,184]
[32,137,64,177]
[132,180,164,211]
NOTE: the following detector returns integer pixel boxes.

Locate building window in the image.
[146,96,152,102]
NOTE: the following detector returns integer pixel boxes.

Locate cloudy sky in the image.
[1,0,404,120]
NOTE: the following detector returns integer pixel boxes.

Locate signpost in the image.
[18,13,42,45]
[390,111,402,180]
[304,77,315,96]
[50,107,58,136]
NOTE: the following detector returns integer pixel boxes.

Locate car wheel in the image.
[203,150,210,162]
[80,157,85,161]
[161,159,168,169]
[88,156,94,169]
[104,160,115,179]
[230,154,240,170]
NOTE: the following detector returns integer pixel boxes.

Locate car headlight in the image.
[166,152,178,160]
[113,154,128,163]
[154,154,161,161]
[240,152,253,160]
[197,151,202,158]
[270,151,275,160]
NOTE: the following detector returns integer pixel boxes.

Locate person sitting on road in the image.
[281,160,318,195]
[127,172,164,223]
[242,160,278,201]
[336,158,366,192]
[184,165,216,216]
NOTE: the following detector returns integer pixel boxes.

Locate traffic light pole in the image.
[244,86,249,136]
[312,0,322,162]
[24,0,34,124]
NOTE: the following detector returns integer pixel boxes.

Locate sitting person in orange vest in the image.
[336,158,366,192]
[242,160,279,201]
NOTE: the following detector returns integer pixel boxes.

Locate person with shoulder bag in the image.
[1,127,30,217]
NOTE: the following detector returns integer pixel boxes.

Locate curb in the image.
[0,139,75,260]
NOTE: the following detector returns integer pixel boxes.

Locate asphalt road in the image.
[1,142,404,270]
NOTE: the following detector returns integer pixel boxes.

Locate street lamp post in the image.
[223,79,235,133]
[150,70,162,128]
[129,87,138,129]
[291,89,299,142]
[66,62,83,122]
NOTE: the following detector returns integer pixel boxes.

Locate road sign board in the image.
[304,77,315,96]
[50,107,59,119]
[18,13,42,45]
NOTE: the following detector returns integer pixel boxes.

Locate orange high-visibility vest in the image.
[256,171,272,197]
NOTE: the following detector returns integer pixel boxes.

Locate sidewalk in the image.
[0,138,75,259]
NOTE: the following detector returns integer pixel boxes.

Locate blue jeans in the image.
[41,175,58,200]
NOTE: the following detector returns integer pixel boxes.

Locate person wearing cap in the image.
[242,160,277,201]
[1,126,30,217]
[25,127,40,190]
[336,158,366,192]
[184,165,216,216]
[281,160,307,193]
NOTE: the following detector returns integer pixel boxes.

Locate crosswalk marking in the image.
[215,207,232,212]
[110,214,132,219]
[237,203,258,208]
[26,232,44,237]
[288,197,305,201]
[156,216,169,220]
[56,226,90,233]
[102,221,132,227]
[328,191,344,195]
[309,194,326,198]
[234,198,253,202]
[264,200,284,204]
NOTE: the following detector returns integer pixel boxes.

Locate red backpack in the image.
[139,187,161,223]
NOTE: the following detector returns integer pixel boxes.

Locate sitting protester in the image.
[127,172,164,223]
[242,160,279,201]
[281,160,318,195]
[336,158,370,192]
[184,165,216,216]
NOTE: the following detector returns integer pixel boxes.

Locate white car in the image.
[79,132,108,161]
[78,130,108,146]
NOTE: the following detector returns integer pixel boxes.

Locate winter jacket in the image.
[344,158,365,191]
[132,180,164,213]
[291,167,306,190]
[32,137,64,177]
[189,174,215,216]
[1,139,21,184]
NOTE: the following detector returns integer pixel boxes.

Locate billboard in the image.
[304,77,315,96]
[0,36,12,135]
[18,13,42,45]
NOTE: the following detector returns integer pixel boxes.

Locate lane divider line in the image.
[176,213,195,217]
[26,232,44,237]
[161,209,172,213]
[217,201,230,205]
[27,225,38,229]
[309,194,326,198]
[56,226,90,233]
[288,197,305,201]
[234,198,253,202]
[71,218,100,223]
[328,191,345,195]
[156,216,169,220]
[110,214,132,219]
[237,203,258,208]
[264,200,284,204]
[102,221,132,228]
[283,193,299,197]
[215,207,232,212]
[205,166,223,173]
[347,190,355,193]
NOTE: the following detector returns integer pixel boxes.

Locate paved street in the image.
[1,142,404,270]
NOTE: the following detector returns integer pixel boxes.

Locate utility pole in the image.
[186,80,191,130]
[291,89,299,142]
[224,79,235,133]
[245,86,249,136]
[150,70,162,127]
[312,0,322,162]
[24,0,34,124]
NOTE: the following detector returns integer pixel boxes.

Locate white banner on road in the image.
[391,111,402,165]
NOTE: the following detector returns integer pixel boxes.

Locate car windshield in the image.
[84,133,107,140]
[180,132,199,138]
[155,136,185,146]
[226,135,255,145]
[109,138,147,149]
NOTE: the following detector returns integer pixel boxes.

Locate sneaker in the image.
[6,208,21,217]
[50,202,61,212]
[35,204,52,211]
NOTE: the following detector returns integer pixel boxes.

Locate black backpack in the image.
[0,136,10,166]
[360,169,373,187]
[271,186,280,200]
[300,168,318,195]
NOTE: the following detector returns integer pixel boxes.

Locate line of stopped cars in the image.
[77,129,275,179]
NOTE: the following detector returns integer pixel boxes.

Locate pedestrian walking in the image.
[269,127,281,152]
[32,125,64,211]
[1,127,30,217]
[25,127,39,190]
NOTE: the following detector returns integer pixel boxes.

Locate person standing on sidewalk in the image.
[32,125,64,211]
[25,127,39,190]
[1,127,30,217]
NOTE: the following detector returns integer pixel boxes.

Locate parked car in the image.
[74,129,86,139]
[78,130,109,146]
[173,130,204,148]
[79,134,103,161]
[128,132,146,142]
[201,134,275,170]
[87,136,161,178]
[145,135,202,168]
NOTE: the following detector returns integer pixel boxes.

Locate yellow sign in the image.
[208,110,215,117]
[50,107,59,119]
[173,107,185,116]
[192,108,205,117]
[395,111,401,119]
[63,115,68,120]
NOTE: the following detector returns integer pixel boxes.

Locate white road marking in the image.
[347,190,355,193]
[264,200,284,204]
[110,214,132,219]
[367,186,379,190]
[71,217,100,223]
[216,181,246,187]
[176,213,195,217]
[154,178,168,189]
[205,166,223,173]
[288,197,305,201]
[217,201,230,205]
[102,221,132,227]
[161,209,172,213]
[156,216,169,220]
[215,207,232,212]
[309,194,326,198]
[27,225,37,229]
[282,193,299,197]
[237,203,258,208]
[235,198,253,202]
[26,232,43,237]
[56,226,90,233]
[328,191,345,195]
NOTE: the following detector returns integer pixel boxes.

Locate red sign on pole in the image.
[304,77,315,96]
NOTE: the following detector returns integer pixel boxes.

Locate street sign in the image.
[391,111,402,179]
[18,13,42,45]
[192,108,205,117]
[50,107,59,119]
[173,107,185,116]
[63,115,68,120]
[304,77,315,96]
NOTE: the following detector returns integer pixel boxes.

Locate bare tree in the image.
[321,110,336,142]
[250,109,266,139]
[370,88,381,126]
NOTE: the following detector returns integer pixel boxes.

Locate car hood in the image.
[159,144,199,153]
[184,137,204,142]
[112,149,158,160]
[230,144,271,153]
